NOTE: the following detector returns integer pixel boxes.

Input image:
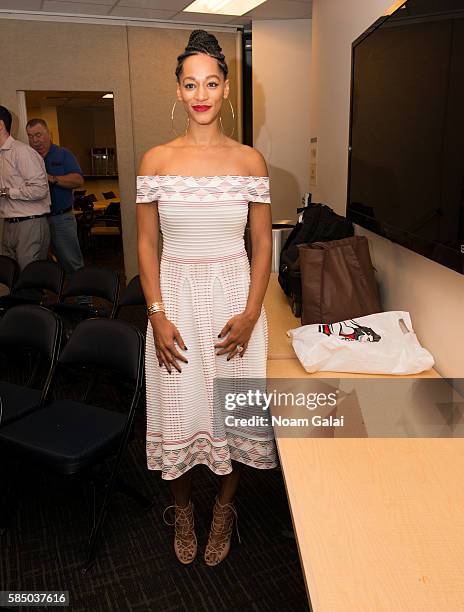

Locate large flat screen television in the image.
[347,0,464,274]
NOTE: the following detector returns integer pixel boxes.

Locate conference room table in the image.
[93,199,116,212]
[263,273,464,612]
[73,198,120,216]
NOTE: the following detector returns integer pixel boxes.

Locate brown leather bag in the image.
[298,235,381,325]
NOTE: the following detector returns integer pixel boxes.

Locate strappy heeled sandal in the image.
[163,500,198,564]
[204,495,241,566]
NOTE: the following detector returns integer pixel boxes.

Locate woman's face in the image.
[176,53,229,127]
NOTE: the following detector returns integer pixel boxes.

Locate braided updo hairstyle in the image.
[175,29,228,81]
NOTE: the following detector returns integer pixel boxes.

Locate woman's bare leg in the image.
[167,469,197,564]
[218,460,241,504]
[204,461,242,566]
[169,469,193,507]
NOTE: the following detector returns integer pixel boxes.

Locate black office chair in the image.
[102,191,116,200]
[0,305,62,427]
[0,317,149,572]
[62,266,119,314]
[74,194,94,212]
[5,260,65,308]
[103,201,120,217]
[75,197,95,255]
[115,275,146,331]
[0,256,20,316]
[116,275,145,313]
[54,266,120,337]
[89,202,122,259]
[0,255,19,293]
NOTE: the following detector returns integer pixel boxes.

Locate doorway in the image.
[24,90,123,273]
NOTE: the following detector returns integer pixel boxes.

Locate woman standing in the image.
[136,29,278,566]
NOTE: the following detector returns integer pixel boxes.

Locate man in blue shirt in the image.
[26,118,88,301]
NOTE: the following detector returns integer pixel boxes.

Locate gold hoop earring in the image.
[171,100,189,137]
[219,98,235,139]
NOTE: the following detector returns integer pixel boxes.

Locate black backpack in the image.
[278,203,354,306]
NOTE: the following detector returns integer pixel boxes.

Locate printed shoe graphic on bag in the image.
[288,311,435,375]
[319,320,381,343]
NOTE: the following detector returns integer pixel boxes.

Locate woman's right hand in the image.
[150,313,188,373]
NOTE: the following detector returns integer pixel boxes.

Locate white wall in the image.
[310,0,464,377]
[252,19,312,223]
[309,0,393,210]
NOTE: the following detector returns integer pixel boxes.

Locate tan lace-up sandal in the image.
[163,500,198,564]
[204,495,241,566]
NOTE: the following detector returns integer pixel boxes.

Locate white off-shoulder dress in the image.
[136,175,278,480]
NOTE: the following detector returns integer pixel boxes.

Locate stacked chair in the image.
[0,255,19,297]
[0,303,151,573]
[53,265,120,338]
[102,191,117,200]
[0,305,61,427]
[74,195,98,256]
[89,201,122,259]
[115,274,145,319]
[0,260,64,316]
[73,189,86,201]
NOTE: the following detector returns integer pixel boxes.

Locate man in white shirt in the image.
[0,106,50,270]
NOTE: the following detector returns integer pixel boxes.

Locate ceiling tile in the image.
[0,0,42,9]
[0,0,312,22]
[110,6,178,19]
[48,0,115,4]
[227,15,253,25]
[245,0,311,19]
[170,10,239,24]
[42,1,112,13]
[115,0,190,9]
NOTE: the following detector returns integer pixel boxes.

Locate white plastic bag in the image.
[287,311,435,375]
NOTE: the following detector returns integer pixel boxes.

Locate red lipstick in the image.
[192,105,211,112]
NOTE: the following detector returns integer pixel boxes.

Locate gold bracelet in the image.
[147,301,165,316]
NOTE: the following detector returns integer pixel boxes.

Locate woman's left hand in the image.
[215,311,259,360]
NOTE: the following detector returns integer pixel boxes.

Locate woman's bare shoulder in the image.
[138,140,181,175]
[236,143,269,177]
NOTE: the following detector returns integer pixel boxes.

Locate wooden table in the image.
[93,198,119,212]
[73,199,119,216]
[264,273,297,360]
[264,274,464,611]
